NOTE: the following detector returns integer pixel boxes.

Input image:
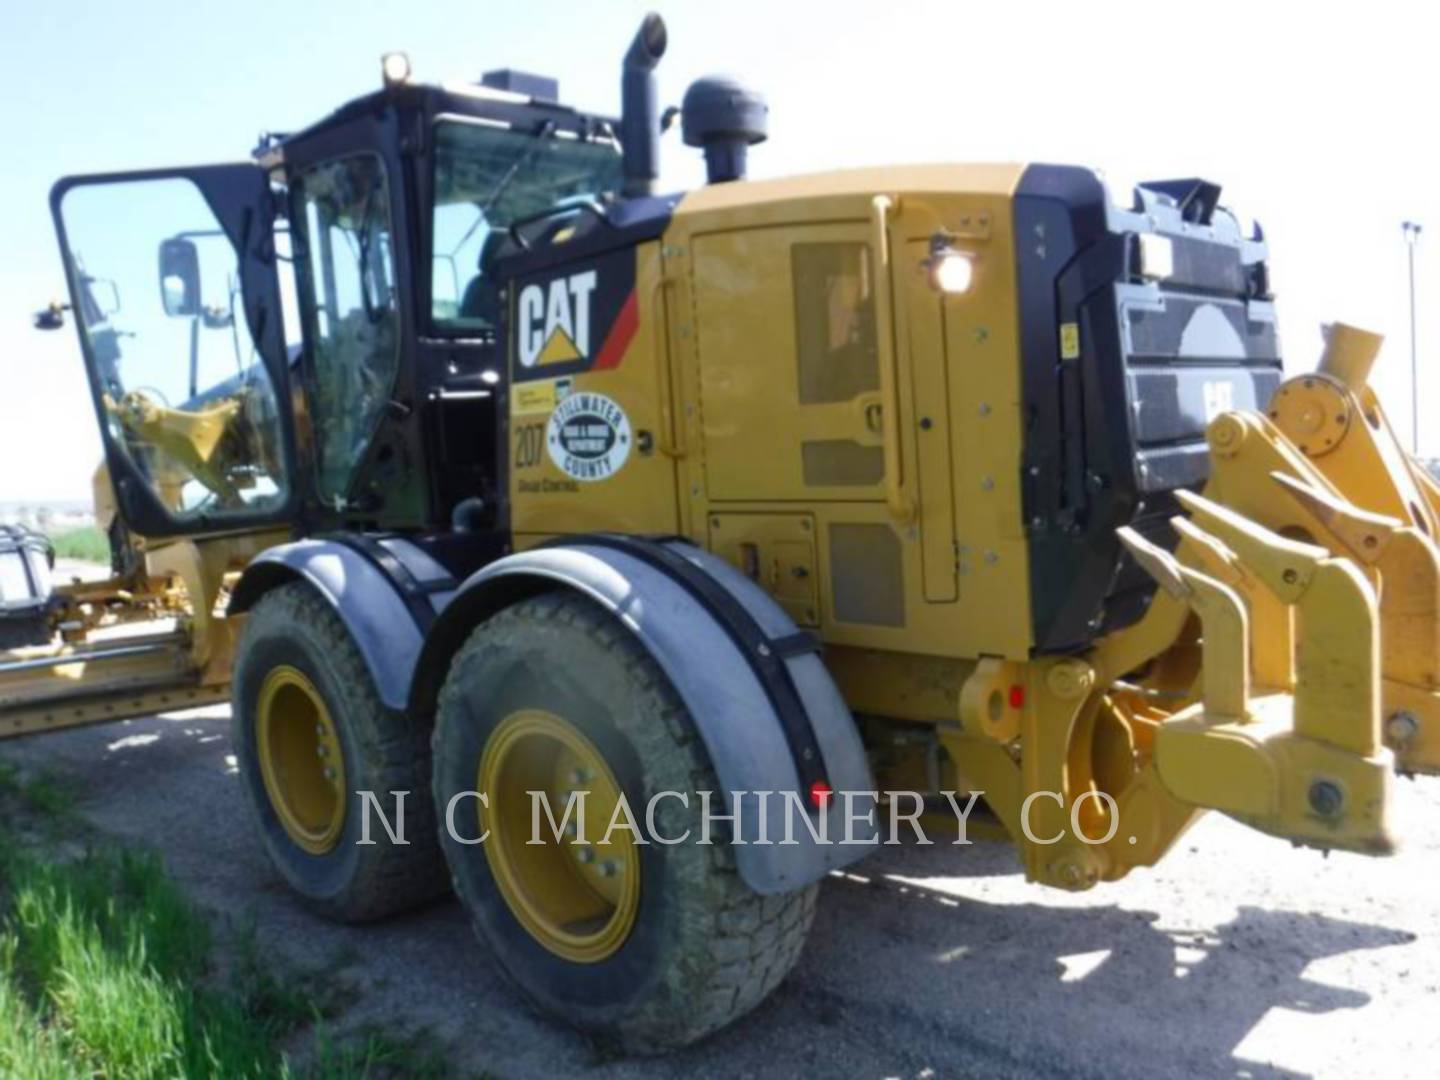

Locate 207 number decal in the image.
[515,421,545,469]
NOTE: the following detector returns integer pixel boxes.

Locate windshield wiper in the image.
[480,120,558,216]
[447,121,560,259]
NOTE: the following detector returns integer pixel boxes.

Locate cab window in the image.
[293,155,399,507]
[56,177,290,520]
[430,119,623,333]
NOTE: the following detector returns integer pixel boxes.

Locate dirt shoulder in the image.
[2,706,1435,1079]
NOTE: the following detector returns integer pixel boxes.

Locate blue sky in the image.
[1,0,1433,500]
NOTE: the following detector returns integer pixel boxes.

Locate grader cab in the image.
[6,10,1439,1052]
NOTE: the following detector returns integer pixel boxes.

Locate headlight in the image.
[929,250,974,294]
[1138,233,1174,280]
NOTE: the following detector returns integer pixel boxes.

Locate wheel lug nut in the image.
[600,860,618,878]
[577,847,595,864]
[315,724,325,737]
[324,767,337,782]
[317,745,328,758]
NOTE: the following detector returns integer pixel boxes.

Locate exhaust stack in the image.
[621,13,667,197]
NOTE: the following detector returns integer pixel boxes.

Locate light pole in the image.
[1403,221,1422,454]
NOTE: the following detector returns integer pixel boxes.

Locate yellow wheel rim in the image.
[479,710,640,964]
[256,665,346,855]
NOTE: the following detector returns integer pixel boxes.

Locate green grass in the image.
[0,759,458,1079]
[305,1028,456,1080]
[0,843,279,1078]
[45,526,109,564]
[0,762,74,822]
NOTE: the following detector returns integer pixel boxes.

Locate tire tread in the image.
[434,590,816,1052]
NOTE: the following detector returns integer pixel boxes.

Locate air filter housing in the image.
[681,76,768,184]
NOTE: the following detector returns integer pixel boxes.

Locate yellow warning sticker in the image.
[1059,322,1080,360]
[513,380,557,416]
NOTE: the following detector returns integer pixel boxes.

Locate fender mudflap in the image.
[415,537,878,894]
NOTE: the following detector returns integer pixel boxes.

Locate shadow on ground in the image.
[739,851,1410,1080]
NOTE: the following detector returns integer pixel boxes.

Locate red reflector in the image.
[1008,684,1026,710]
[809,781,833,808]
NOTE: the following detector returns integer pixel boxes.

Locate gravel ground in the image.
[2,705,1435,1079]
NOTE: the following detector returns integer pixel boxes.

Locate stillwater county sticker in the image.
[546,391,632,481]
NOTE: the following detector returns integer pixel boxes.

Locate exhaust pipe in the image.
[621,13,667,198]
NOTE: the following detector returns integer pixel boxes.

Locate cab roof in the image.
[254,79,619,170]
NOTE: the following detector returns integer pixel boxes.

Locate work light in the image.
[929,249,974,294]
[1138,233,1174,280]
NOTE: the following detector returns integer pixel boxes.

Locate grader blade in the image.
[1118,491,1396,855]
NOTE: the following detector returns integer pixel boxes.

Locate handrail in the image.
[651,274,685,459]
[870,194,915,523]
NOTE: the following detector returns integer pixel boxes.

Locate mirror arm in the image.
[189,317,200,398]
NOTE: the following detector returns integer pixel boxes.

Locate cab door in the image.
[51,165,297,538]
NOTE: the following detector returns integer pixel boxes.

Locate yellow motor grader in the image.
[5,10,1439,1052]
[4,284,289,735]
[0,456,276,737]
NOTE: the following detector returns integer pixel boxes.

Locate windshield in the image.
[430,118,623,333]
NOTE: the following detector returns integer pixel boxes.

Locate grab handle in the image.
[870,194,915,523]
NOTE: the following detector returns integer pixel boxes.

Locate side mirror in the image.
[33,301,69,331]
[158,237,201,316]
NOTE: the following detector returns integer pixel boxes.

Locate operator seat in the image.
[458,231,508,328]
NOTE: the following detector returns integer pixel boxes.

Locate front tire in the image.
[432,591,817,1052]
[232,582,447,922]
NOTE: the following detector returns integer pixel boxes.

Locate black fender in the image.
[409,536,877,894]
[229,535,459,711]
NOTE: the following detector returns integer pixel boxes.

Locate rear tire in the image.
[432,590,817,1052]
[232,582,447,922]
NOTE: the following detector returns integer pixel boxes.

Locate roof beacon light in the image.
[381,52,412,89]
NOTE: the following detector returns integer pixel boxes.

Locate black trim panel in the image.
[325,532,454,633]
[1014,164,1283,654]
